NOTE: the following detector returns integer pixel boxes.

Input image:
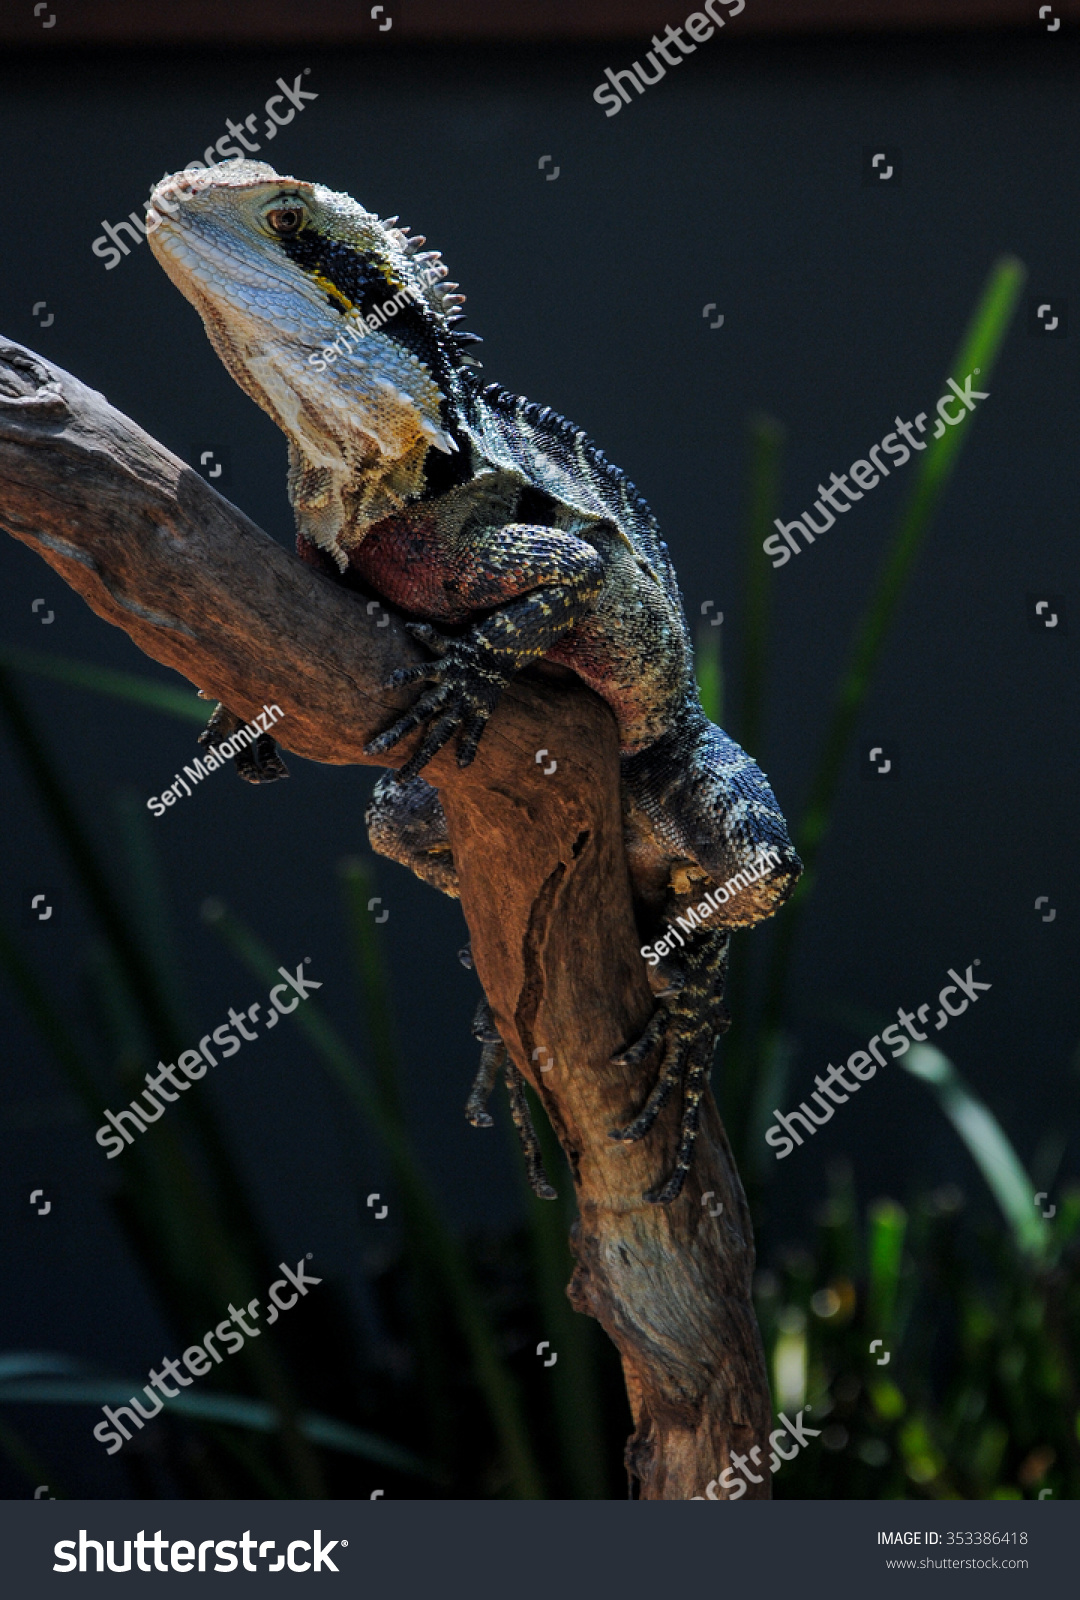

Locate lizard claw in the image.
[471,996,502,1044]
[611,1007,667,1073]
[465,999,557,1197]
[382,623,455,690]
[366,628,512,779]
[404,620,453,655]
[239,733,290,784]
[383,663,428,691]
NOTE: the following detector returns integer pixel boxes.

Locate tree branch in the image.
[0,337,771,1500]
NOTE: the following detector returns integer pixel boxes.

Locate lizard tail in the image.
[365,772,461,899]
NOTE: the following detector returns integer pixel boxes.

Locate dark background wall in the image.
[1,16,1077,1492]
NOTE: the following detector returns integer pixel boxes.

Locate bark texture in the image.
[0,338,771,1499]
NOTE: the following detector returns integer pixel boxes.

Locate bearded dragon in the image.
[147,160,801,1204]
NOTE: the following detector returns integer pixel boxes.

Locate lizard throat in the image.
[240,327,463,564]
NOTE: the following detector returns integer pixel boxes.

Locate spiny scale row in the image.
[478,383,656,528]
[379,214,482,348]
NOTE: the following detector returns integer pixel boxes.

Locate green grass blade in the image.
[338,858,406,1118]
[338,856,458,1477]
[114,791,189,1021]
[755,257,1025,1036]
[798,255,1025,872]
[0,1355,87,1380]
[866,1200,907,1336]
[743,1029,797,1185]
[695,626,723,725]
[901,1045,1048,1259]
[201,900,400,1150]
[0,665,182,1045]
[0,673,328,1494]
[519,1088,609,1498]
[0,645,207,723]
[0,918,106,1113]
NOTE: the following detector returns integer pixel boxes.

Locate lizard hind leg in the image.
[465,996,503,1127]
[504,1056,558,1201]
[613,705,800,1201]
[610,928,732,1205]
[366,778,556,1197]
[468,998,557,1200]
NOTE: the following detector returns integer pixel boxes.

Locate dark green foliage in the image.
[759,1172,1080,1499]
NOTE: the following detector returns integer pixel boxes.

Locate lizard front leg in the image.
[363,522,604,782]
[198,702,288,784]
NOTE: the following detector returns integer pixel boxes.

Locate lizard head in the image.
[147,159,479,564]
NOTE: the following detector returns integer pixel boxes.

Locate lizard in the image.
[146,159,802,1205]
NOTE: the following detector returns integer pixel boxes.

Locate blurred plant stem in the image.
[339,857,458,1482]
[695,627,723,726]
[765,257,1024,1003]
[0,645,207,723]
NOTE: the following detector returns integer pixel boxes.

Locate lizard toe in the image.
[404,620,453,656]
[396,709,460,783]
[384,662,435,691]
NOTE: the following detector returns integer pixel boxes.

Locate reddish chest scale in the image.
[347,509,479,626]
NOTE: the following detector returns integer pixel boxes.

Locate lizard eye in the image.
[266,205,305,236]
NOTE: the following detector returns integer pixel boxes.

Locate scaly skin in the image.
[147,159,802,1202]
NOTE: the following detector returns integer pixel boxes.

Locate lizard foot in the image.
[365,623,513,783]
[465,999,557,1200]
[609,929,731,1205]
[198,704,289,785]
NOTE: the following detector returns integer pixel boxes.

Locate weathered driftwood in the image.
[0,339,771,1499]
